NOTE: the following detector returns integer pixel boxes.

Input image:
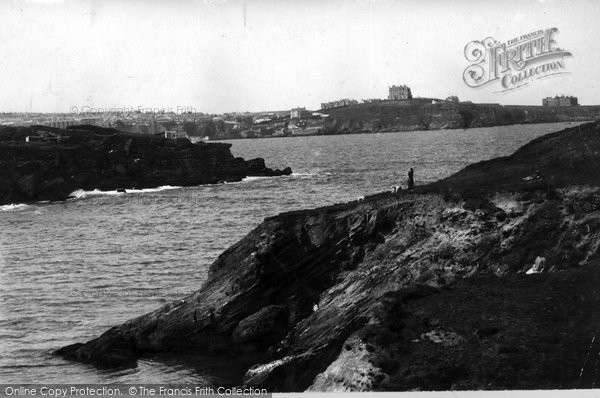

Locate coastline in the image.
[55,121,600,391]
[0,125,292,206]
[206,100,600,141]
[214,120,589,142]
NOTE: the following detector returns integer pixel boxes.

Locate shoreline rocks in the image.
[56,122,600,390]
[0,125,292,205]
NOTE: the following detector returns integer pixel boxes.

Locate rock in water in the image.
[0,125,292,205]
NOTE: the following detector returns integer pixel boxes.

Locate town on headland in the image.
[1,85,597,142]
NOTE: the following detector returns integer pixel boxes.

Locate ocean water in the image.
[0,122,582,384]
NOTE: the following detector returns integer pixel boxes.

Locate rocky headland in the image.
[56,122,600,391]
[0,125,291,205]
[196,100,600,140]
[319,100,600,134]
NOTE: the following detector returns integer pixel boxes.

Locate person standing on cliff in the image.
[407,168,415,190]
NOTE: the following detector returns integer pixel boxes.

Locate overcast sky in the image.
[1,0,599,113]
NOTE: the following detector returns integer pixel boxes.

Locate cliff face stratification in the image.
[0,125,291,205]
[57,122,600,391]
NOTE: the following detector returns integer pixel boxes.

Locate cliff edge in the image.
[56,122,600,391]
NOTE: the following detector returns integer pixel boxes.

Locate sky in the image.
[1,0,599,114]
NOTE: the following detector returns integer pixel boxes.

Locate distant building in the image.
[253,113,277,124]
[320,99,358,110]
[26,135,58,143]
[543,95,579,107]
[25,132,63,143]
[290,107,311,119]
[445,95,459,102]
[164,131,187,140]
[388,85,412,100]
[361,98,383,104]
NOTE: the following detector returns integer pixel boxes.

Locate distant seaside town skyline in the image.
[1,0,599,114]
[3,85,588,117]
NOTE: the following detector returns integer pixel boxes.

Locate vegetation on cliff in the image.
[56,122,600,391]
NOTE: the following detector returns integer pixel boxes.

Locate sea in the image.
[0,122,583,384]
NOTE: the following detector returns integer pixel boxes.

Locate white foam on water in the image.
[241,173,321,183]
[0,204,29,212]
[291,172,320,177]
[68,189,123,200]
[241,176,275,182]
[68,186,182,200]
[125,185,182,193]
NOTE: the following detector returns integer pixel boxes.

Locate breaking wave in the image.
[0,203,29,212]
[68,186,182,200]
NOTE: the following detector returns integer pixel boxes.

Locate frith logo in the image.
[463,28,572,91]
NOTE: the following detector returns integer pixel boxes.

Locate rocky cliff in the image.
[321,100,600,134]
[57,122,600,391]
[0,125,291,205]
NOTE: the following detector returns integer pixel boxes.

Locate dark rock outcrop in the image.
[0,125,291,205]
[56,122,600,391]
